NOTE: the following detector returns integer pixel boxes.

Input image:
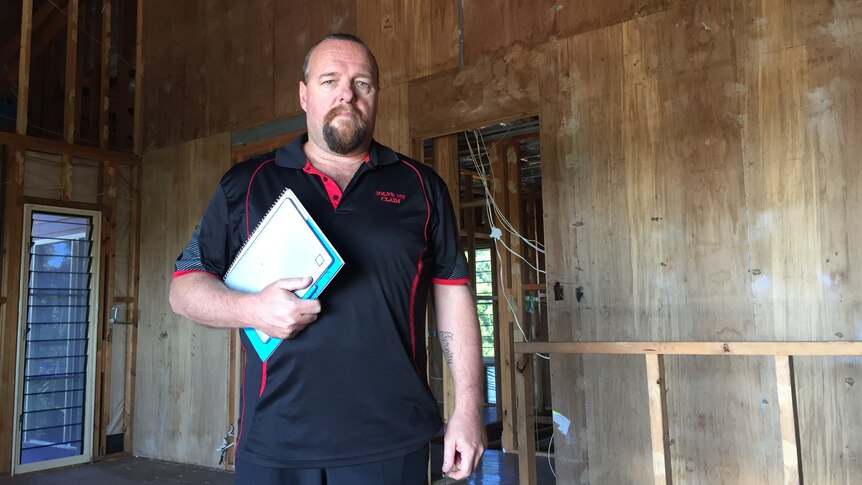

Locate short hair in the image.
[302,33,379,84]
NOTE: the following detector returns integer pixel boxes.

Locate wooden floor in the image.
[0,450,557,484]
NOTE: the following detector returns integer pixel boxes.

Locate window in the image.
[474,248,497,405]
[13,206,101,474]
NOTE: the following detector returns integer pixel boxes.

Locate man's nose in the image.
[337,82,355,103]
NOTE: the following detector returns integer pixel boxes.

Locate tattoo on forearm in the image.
[440,331,455,365]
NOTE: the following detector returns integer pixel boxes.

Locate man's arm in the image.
[169,273,321,339]
[433,283,487,479]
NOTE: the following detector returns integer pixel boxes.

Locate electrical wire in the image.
[46,0,137,70]
[464,129,550,364]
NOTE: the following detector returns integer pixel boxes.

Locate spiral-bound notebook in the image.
[223,189,344,361]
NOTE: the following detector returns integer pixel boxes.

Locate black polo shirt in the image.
[174,135,469,468]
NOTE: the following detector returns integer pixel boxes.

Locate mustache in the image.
[325,105,361,122]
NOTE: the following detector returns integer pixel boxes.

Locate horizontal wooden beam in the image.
[0,132,139,164]
[515,341,862,356]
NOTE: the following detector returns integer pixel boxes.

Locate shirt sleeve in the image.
[173,183,233,279]
[429,177,469,285]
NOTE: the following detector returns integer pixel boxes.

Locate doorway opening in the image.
[424,115,552,453]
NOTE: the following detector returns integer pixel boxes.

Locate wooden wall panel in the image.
[175,0,206,144]
[143,0,276,152]
[136,132,231,466]
[374,83,410,155]
[223,0,274,131]
[140,0,175,152]
[538,36,591,483]
[408,44,540,139]
[131,0,862,479]
[141,0,457,151]
[272,0,356,118]
[462,0,676,65]
[357,0,458,89]
[404,0,460,80]
[540,26,655,483]
[356,0,408,89]
[736,0,862,480]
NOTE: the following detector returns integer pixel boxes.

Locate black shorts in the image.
[234,445,429,485]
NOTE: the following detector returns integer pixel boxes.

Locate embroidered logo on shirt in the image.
[376,191,406,205]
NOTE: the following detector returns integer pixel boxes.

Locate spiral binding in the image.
[223,186,293,279]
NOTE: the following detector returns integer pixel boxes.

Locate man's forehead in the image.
[308,40,376,77]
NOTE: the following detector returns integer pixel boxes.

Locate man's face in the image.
[300,40,378,156]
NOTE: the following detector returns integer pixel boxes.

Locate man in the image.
[169,33,486,484]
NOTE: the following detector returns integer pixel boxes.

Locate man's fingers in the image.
[446,444,481,480]
[472,443,485,471]
[441,436,457,474]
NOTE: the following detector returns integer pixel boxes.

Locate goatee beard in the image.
[322,107,368,155]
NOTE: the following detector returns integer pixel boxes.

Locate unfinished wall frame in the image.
[514,341,862,485]
[0,133,141,476]
[417,117,547,455]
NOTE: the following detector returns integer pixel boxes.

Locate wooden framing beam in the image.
[16,0,34,135]
[224,330,241,470]
[491,140,518,452]
[133,0,143,156]
[95,159,118,458]
[433,134,460,423]
[123,159,141,453]
[230,130,303,165]
[100,0,112,149]
[515,341,862,356]
[1,0,69,88]
[0,133,138,164]
[0,145,26,474]
[64,0,80,144]
[775,355,803,484]
[646,354,672,485]
[515,353,537,485]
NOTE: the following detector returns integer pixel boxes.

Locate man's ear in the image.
[299,81,308,111]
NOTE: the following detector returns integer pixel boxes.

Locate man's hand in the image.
[442,406,487,480]
[249,276,322,339]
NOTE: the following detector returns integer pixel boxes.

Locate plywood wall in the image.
[531,0,861,482]
[416,0,860,482]
[137,0,862,480]
[135,132,232,465]
[140,0,357,152]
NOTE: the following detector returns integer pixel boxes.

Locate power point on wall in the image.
[553,282,564,301]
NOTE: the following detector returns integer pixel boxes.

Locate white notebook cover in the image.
[223,188,344,361]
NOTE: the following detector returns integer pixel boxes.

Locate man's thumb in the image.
[276,276,313,291]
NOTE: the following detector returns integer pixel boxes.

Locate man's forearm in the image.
[169,272,252,329]
[434,284,485,411]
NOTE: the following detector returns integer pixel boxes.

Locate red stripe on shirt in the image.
[400,160,431,367]
[245,159,276,237]
[172,269,219,279]
[432,277,469,285]
[259,361,268,397]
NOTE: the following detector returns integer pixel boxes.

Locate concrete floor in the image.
[0,449,557,484]
[0,455,233,484]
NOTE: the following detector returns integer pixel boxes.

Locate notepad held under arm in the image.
[223,188,344,361]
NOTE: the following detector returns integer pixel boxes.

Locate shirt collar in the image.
[275,133,400,169]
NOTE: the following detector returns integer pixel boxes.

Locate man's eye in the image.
[356,81,369,88]
[322,80,335,85]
